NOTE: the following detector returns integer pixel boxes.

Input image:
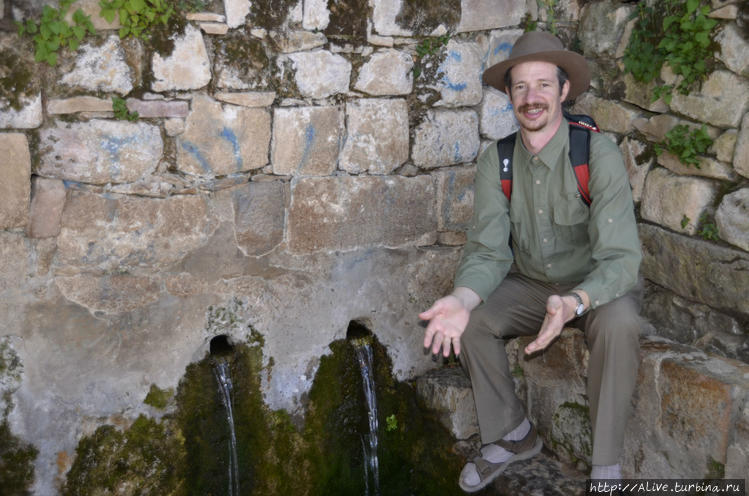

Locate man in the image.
[419,31,642,492]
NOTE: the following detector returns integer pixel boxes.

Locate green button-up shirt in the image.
[454,119,642,309]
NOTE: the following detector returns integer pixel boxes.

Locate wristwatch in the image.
[565,292,586,317]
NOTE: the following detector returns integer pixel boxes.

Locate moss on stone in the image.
[249,0,299,31]
[62,416,185,496]
[0,37,40,112]
[0,421,38,496]
[705,457,725,479]
[324,0,369,42]
[395,0,460,35]
[144,384,173,410]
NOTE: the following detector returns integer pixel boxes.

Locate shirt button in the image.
[595,300,600,306]
[546,263,552,268]
[543,238,548,243]
[535,180,541,185]
[608,218,613,223]
[538,209,543,215]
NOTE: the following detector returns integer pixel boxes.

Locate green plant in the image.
[99,0,175,39]
[697,213,719,241]
[112,96,139,121]
[655,124,712,167]
[623,0,717,103]
[412,34,450,78]
[385,414,398,432]
[538,0,558,35]
[680,215,690,229]
[16,0,95,66]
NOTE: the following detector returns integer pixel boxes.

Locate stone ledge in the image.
[416,330,749,480]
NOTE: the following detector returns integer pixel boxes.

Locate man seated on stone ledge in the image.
[419,31,643,492]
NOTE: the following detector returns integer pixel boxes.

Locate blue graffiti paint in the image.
[297,124,316,172]
[453,142,461,162]
[449,50,462,62]
[444,79,468,91]
[181,141,213,173]
[220,127,243,170]
[494,42,512,56]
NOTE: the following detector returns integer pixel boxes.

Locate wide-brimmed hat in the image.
[483,31,590,101]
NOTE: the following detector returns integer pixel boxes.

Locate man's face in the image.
[508,61,569,133]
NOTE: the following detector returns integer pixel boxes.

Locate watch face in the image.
[575,303,584,316]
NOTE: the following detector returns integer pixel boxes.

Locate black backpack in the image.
[496,113,600,206]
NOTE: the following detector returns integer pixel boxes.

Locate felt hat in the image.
[482,31,591,101]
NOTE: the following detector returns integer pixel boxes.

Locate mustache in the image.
[517,103,548,113]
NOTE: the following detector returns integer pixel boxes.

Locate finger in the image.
[419,300,445,320]
[442,336,452,357]
[453,336,461,356]
[431,331,445,355]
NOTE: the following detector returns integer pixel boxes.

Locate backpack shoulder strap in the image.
[564,112,600,207]
[496,132,516,201]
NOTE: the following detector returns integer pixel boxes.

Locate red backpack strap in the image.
[565,113,599,207]
[496,133,516,201]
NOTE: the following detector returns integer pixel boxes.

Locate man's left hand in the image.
[524,294,576,355]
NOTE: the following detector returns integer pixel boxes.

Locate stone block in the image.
[670,71,749,129]
[735,112,749,179]
[579,0,635,58]
[0,94,43,129]
[215,92,276,107]
[711,129,737,164]
[224,0,250,28]
[39,120,162,185]
[339,99,409,175]
[152,24,211,92]
[640,168,717,235]
[413,110,480,169]
[415,366,478,440]
[69,0,120,29]
[709,4,738,19]
[433,166,475,232]
[269,30,327,53]
[435,40,483,107]
[716,23,749,77]
[633,114,682,143]
[0,133,30,230]
[457,0,526,33]
[622,73,668,113]
[177,95,270,177]
[726,403,748,480]
[619,137,653,203]
[55,274,161,315]
[124,99,189,118]
[28,177,67,239]
[480,87,518,140]
[58,35,133,95]
[657,152,737,182]
[639,223,749,316]
[715,188,749,252]
[287,50,351,99]
[354,49,413,96]
[480,29,523,72]
[371,0,412,36]
[47,97,112,115]
[287,176,437,253]
[623,338,749,478]
[572,94,639,134]
[229,181,286,256]
[200,22,229,35]
[272,105,342,176]
[303,0,329,30]
[57,191,216,272]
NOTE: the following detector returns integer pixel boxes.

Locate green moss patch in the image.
[0,421,38,496]
[64,332,463,494]
[324,0,369,42]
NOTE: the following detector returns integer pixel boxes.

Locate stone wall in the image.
[0,0,747,493]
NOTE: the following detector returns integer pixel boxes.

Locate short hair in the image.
[504,65,569,95]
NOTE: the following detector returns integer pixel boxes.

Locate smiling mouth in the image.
[520,104,547,116]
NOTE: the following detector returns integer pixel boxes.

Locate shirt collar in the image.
[518,118,569,170]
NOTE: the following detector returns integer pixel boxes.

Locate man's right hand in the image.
[418,288,480,357]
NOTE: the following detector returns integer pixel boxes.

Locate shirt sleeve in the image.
[574,133,642,309]
[453,144,514,302]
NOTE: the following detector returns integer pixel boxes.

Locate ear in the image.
[560,80,570,101]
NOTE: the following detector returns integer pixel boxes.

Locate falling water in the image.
[354,340,380,496]
[213,360,240,496]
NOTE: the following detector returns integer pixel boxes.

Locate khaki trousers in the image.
[459,272,642,466]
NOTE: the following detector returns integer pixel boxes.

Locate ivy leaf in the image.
[686,0,699,14]
[46,51,58,66]
[101,8,116,23]
[69,38,80,51]
[73,25,86,40]
[119,26,130,38]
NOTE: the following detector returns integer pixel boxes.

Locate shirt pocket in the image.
[553,193,590,245]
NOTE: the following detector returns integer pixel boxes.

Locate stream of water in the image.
[213,360,240,496]
[354,341,380,496]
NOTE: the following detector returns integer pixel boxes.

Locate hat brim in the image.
[482,50,591,101]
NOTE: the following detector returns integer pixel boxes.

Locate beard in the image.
[515,103,549,132]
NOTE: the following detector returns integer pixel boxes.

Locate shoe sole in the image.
[458,437,543,493]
